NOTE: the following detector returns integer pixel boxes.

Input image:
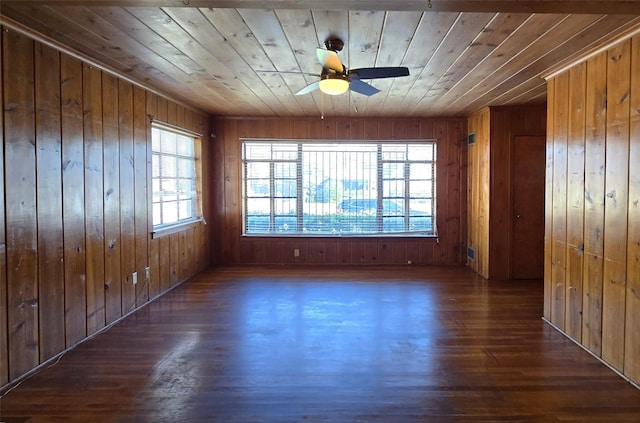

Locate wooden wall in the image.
[545,33,640,386]
[467,109,490,278]
[467,105,547,279]
[0,27,211,388]
[211,117,467,266]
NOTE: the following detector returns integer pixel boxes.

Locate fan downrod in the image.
[324,38,344,52]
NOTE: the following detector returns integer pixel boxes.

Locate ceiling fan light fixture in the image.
[319,74,349,95]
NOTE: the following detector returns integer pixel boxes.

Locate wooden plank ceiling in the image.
[1,1,639,118]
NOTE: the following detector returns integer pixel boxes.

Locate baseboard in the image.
[542,317,640,391]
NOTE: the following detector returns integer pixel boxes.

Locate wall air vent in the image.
[467,245,476,260]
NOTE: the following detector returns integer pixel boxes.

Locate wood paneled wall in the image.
[467,105,547,279]
[545,34,640,386]
[0,27,211,389]
[211,117,467,266]
[467,109,490,278]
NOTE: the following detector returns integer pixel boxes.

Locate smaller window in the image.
[151,123,199,229]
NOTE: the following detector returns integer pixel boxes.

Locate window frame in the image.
[241,138,437,238]
[150,121,203,238]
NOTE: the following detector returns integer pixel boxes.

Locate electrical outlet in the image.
[145,266,150,280]
[294,248,300,257]
[132,271,137,285]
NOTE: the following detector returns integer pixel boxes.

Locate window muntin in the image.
[242,140,436,236]
[152,124,199,228]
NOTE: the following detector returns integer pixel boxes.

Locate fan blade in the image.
[257,70,320,77]
[295,81,320,96]
[317,48,344,73]
[349,79,380,96]
[349,67,409,80]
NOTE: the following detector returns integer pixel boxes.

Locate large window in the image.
[151,123,200,229]
[242,140,436,236]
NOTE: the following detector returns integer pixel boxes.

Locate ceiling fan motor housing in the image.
[324,38,344,52]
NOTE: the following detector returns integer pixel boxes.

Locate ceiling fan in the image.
[296,38,410,97]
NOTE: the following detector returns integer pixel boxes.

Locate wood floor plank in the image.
[1,266,639,422]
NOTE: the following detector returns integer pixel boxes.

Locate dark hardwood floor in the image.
[2,266,639,422]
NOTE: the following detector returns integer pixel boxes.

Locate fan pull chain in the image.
[321,90,325,120]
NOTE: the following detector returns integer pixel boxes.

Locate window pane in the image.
[161,132,177,154]
[161,179,177,200]
[247,162,270,178]
[383,180,405,197]
[242,140,436,236]
[410,163,432,179]
[381,144,406,160]
[152,128,161,150]
[177,135,194,156]
[152,153,161,177]
[383,217,406,232]
[304,201,335,216]
[178,200,192,220]
[152,179,161,202]
[153,203,162,226]
[178,179,193,199]
[245,144,272,160]
[162,201,178,224]
[408,145,434,161]
[272,144,298,160]
[274,198,296,215]
[383,199,404,216]
[151,125,199,229]
[275,216,297,232]
[275,179,296,197]
[178,158,192,178]
[274,162,296,179]
[247,215,270,232]
[410,199,432,215]
[160,156,176,177]
[383,162,404,178]
[409,180,433,198]
[247,198,270,214]
[410,216,433,231]
[247,179,270,197]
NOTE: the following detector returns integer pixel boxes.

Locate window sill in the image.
[241,233,438,239]
[152,218,203,239]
